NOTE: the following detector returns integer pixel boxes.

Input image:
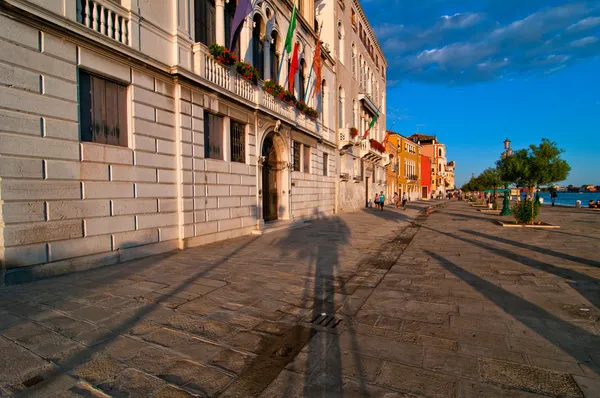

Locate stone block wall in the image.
[0,17,180,281]
[291,145,336,219]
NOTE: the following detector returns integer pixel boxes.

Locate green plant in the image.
[209,43,236,66]
[296,100,308,112]
[303,106,318,118]
[512,198,540,224]
[263,79,283,96]
[235,61,259,84]
[497,138,570,224]
[278,89,297,105]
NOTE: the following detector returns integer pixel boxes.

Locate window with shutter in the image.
[79,70,128,147]
[204,113,224,160]
[303,145,310,173]
[195,0,216,45]
[323,153,328,176]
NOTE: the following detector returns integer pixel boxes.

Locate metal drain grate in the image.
[22,375,44,388]
[311,313,342,329]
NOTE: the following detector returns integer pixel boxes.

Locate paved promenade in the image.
[1,201,599,397]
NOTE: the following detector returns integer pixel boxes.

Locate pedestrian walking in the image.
[393,192,399,208]
[550,190,557,207]
[402,192,408,210]
[379,191,385,211]
[374,193,379,210]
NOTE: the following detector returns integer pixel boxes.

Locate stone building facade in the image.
[0,0,385,284]
[317,0,388,211]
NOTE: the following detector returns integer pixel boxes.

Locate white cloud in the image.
[567,16,600,32]
[377,0,600,85]
[571,36,599,47]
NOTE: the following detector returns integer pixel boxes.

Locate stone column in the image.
[241,18,252,63]
[263,40,271,80]
[216,0,225,45]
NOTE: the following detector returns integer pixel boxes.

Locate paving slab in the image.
[1,202,598,396]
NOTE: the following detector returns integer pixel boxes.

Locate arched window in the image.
[299,59,307,102]
[351,43,356,79]
[194,0,215,45]
[359,55,363,89]
[337,21,344,65]
[252,14,265,80]
[270,31,279,82]
[338,86,344,129]
[321,79,328,127]
[438,148,443,157]
[224,0,240,58]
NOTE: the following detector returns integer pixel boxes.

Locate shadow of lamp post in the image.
[500,138,513,216]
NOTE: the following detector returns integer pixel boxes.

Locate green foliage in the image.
[496,138,570,189]
[513,198,540,224]
[461,167,503,192]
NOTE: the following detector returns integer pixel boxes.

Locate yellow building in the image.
[386,133,422,200]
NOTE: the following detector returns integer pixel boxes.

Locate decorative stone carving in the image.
[257,156,266,165]
[274,119,282,133]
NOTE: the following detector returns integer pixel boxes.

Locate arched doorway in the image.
[262,133,279,221]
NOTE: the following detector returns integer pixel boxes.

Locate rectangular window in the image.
[303,145,311,173]
[204,113,224,159]
[195,0,216,45]
[230,120,245,163]
[323,153,328,176]
[292,141,301,171]
[79,70,128,147]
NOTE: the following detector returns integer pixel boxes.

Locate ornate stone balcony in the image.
[76,0,131,46]
[192,44,320,138]
[359,139,384,162]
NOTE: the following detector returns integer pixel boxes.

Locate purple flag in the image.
[229,0,253,50]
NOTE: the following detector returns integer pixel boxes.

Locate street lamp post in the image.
[500,139,512,216]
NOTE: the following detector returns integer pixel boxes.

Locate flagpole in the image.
[305,22,323,101]
[279,0,297,88]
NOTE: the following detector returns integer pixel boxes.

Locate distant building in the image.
[409,134,447,196]
[420,155,432,199]
[446,161,456,190]
[386,133,421,200]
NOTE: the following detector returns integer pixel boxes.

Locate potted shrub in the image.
[303,106,318,118]
[296,100,308,112]
[235,61,259,84]
[263,79,283,97]
[209,43,236,66]
[350,127,358,138]
[512,198,540,224]
[278,90,297,105]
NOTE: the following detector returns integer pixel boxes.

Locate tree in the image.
[496,138,570,223]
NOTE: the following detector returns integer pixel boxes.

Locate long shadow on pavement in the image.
[18,237,260,395]
[461,230,600,268]
[424,250,600,376]
[422,225,600,312]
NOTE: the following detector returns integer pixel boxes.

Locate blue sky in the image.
[362,0,600,187]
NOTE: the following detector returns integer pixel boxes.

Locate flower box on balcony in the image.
[263,79,284,97]
[209,43,236,66]
[350,127,358,138]
[235,61,259,84]
[369,139,386,153]
[278,90,297,105]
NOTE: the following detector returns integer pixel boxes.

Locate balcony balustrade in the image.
[193,44,319,137]
[76,0,130,45]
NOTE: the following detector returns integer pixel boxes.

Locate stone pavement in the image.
[1,201,599,397]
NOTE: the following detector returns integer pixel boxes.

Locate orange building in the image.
[409,134,447,197]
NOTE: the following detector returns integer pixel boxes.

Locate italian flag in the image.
[284,4,297,54]
[363,113,379,139]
